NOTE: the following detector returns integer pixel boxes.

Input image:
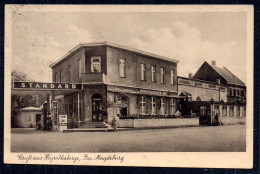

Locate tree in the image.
[11,69,46,127]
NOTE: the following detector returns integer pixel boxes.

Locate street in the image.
[11,125,246,152]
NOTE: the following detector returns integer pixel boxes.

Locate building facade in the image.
[178,61,246,117]
[50,42,179,128]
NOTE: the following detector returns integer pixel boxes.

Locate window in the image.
[229,106,234,116]
[237,106,240,116]
[78,59,82,78]
[161,98,165,114]
[119,59,126,77]
[60,70,63,83]
[215,105,219,115]
[151,97,156,114]
[222,106,227,116]
[151,65,156,82]
[52,101,58,125]
[233,89,236,96]
[160,68,165,84]
[26,114,32,122]
[68,65,71,83]
[140,96,146,114]
[231,88,234,96]
[170,98,175,115]
[141,63,146,81]
[170,70,175,85]
[55,72,58,82]
[237,89,240,96]
[91,56,101,73]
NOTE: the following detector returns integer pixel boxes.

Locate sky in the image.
[11,9,247,83]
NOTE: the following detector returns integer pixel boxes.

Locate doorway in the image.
[92,94,103,122]
[36,114,41,126]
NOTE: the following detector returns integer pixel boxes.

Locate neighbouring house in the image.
[178,61,246,117]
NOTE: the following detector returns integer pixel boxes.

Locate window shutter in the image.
[143,64,145,80]
[136,96,139,108]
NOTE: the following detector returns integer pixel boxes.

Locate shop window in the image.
[60,70,63,83]
[78,59,82,78]
[160,98,165,114]
[141,63,146,81]
[215,105,219,115]
[229,106,234,116]
[151,65,156,82]
[119,58,126,77]
[170,98,175,115]
[160,68,165,84]
[68,65,71,83]
[222,106,227,116]
[91,56,101,73]
[237,106,240,116]
[151,97,156,114]
[170,69,175,85]
[140,96,146,114]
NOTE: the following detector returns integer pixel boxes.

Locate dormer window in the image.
[91,56,101,73]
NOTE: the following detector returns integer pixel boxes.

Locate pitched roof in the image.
[209,63,245,86]
[50,41,179,68]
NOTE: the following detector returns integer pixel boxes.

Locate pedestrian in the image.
[112,115,117,132]
[214,113,220,126]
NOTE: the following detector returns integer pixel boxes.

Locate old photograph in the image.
[4,5,253,167]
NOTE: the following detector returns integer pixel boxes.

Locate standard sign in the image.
[13,82,82,90]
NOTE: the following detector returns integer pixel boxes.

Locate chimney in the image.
[188,73,193,78]
[211,60,216,66]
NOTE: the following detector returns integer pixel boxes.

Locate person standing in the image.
[112,115,117,132]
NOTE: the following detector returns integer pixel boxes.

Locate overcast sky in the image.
[11,10,247,83]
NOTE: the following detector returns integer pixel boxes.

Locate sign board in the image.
[107,85,175,97]
[59,115,67,132]
[13,82,82,90]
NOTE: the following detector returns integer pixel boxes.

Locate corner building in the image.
[50,42,179,128]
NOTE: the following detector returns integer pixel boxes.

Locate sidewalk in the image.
[63,124,204,132]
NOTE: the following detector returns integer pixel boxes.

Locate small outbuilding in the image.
[15,107,44,128]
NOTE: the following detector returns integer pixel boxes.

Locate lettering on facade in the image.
[107,86,169,96]
[13,82,82,90]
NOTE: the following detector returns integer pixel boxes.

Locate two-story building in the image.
[178,61,246,118]
[49,41,179,128]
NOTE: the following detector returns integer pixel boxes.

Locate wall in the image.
[116,118,199,128]
[106,47,177,92]
[52,48,85,83]
[116,117,245,128]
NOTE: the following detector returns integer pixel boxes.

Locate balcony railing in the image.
[82,73,106,83]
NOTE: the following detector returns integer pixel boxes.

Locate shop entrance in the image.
[92,94,103,122]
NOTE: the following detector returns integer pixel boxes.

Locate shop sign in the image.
[107,86,169,96]
[13,82,82,90]
[59,115,67,132]
[139,89,167,96]
[108,86,138,94]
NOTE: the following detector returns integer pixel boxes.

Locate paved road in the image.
[11,125,246,152]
